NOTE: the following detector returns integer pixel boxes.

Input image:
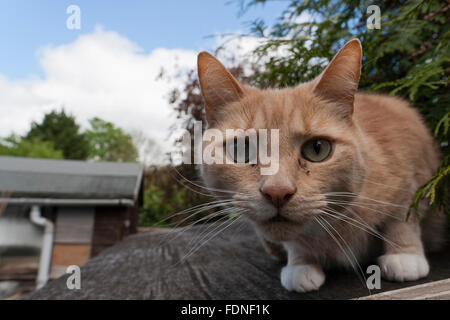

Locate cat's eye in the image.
[226,137,257,164]
[301,139,332,162]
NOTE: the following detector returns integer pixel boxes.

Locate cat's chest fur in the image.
[282,217,383,269]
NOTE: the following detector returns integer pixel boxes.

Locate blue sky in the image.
[0,1,289,164]
[0,0,286,79]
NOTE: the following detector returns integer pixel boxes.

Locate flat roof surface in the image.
[26,221,450,300]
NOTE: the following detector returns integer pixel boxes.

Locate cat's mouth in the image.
[267,213,290,223]
[257,212,306,241]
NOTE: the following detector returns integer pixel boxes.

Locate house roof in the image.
[0,156,144,201]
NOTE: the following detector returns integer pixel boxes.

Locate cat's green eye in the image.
[226,137,257,164]
[301,139,332,162]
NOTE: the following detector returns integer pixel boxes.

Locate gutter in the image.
[30,205,54,290]
[0,198,135,207]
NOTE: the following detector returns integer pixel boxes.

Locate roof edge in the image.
[0,197,135,207]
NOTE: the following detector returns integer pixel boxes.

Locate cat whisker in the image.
[355,177,417,194]
[324,199,404,221]
[180,213,233,249]
[172,167,251,197]
[314,216,369,293]
[156,203,247,246]
[169,168,232,198]
[319,208,400,248]
[229,215,250,238]
[152,199,244,228]
[174,177,229,198]
[186,208,242,247]
[175,214,244,266]
[323,192,409,209]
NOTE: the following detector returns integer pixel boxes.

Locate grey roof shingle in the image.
[0,156,143,200]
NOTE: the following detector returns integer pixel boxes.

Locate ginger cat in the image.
[197,39,446,292]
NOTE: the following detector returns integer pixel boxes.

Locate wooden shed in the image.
[0,155,144,288]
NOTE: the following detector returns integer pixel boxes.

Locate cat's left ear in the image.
[312,39,362,118]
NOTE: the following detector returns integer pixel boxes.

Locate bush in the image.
[139,165,215,227]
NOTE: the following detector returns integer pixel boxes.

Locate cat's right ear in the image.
[197,52,244,123]
[312,39,362,119]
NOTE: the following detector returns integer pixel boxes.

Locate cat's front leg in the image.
[377,219,429,282]
[280,242,325,292]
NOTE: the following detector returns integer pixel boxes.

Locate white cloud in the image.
[0,27,197,164]
[0,27,265,165]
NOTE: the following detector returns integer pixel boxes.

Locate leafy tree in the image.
[239,0,449,216]
[0,135,63,159]
[26,109,89,160]
[86,117,138,162]
[4,111,138,163]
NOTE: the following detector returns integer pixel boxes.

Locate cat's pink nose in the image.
[260,184,297,208]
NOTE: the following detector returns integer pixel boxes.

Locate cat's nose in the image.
[260,183,297,208]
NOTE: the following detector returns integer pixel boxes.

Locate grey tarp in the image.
[26,220,450,300]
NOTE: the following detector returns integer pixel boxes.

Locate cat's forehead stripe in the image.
[252,106,265,128]
[288,103,304,132]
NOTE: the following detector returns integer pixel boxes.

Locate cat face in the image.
[198,40,368,241]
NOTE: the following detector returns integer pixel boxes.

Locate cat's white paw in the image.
[378,253,429,282]
[280,264,325,293]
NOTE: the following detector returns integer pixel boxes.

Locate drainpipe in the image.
[30,205,54,290]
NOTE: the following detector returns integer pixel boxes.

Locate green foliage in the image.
[139,166,215,227]
[1,110,138,163]
[26,109,89,160]
[139,184,187,227]
[435,111,450,138]
[410,112,450,216]
[86,117,138,162]
[0,134,63,159]
[242,0,449,216]
[243,0,449,124]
